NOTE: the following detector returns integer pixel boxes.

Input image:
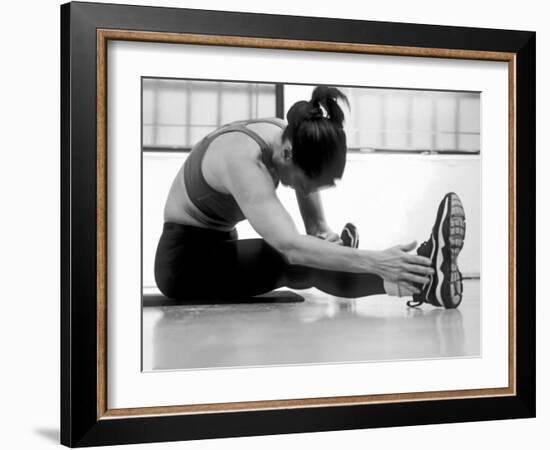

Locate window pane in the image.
[345,87,480,153]
[459,96,480,133]
[157,87,187,125]
[143,79,277,149]
[189,82,219,126]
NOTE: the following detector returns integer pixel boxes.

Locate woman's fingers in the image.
[406,254,433,266]
[376,246,434,284]
[404,263,434,276]
[402,273,430,285]
[318,231,343,245]
[400,282,421,295]
[394,240,417,252]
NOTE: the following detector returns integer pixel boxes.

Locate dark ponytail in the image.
[308,85,349,127]
[283,86,349,181]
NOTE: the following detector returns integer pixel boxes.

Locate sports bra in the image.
[165,117,286,231]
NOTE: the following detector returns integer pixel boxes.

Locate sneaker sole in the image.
[435,192,466,308]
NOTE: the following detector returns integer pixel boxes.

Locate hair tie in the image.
[309,103,330,120]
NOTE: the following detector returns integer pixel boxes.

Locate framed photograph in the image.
[61,1,535,447]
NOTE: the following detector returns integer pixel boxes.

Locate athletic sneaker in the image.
[407,192,466,309]
[341,222,359,248]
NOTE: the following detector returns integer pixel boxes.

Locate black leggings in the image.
[154,222,386,301]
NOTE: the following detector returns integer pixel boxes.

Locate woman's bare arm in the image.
[296,190,342,244]
[296,190,329,234]
[223,144,434,285]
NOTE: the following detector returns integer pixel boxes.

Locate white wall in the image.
[0,1,546,449]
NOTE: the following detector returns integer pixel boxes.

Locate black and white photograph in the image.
[141,78,480,371]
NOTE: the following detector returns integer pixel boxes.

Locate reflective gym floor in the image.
[142,279,480,371]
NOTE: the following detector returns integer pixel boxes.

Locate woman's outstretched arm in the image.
[222,144,434,287]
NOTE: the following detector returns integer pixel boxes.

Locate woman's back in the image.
[163,117,286,231]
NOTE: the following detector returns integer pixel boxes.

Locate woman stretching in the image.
[155,86,466,308]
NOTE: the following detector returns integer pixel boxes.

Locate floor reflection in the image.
[143,280,479,371]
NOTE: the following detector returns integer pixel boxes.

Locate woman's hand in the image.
[314,228,343,246]
[372,241,434,292]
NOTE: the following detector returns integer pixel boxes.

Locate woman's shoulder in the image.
[203,128,264,169]
[253,117,287,129]
[199,127,269,196]
[204,117,284,167]
[230,116,286,126]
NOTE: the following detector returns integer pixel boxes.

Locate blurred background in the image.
[142,78,480,290]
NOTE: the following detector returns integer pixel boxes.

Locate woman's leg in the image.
[155,224,385,301]
[206,238,386,299]
[155,226,285,300]
[281,260,386,298]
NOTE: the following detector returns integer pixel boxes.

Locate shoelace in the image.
[406,298,424,308]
